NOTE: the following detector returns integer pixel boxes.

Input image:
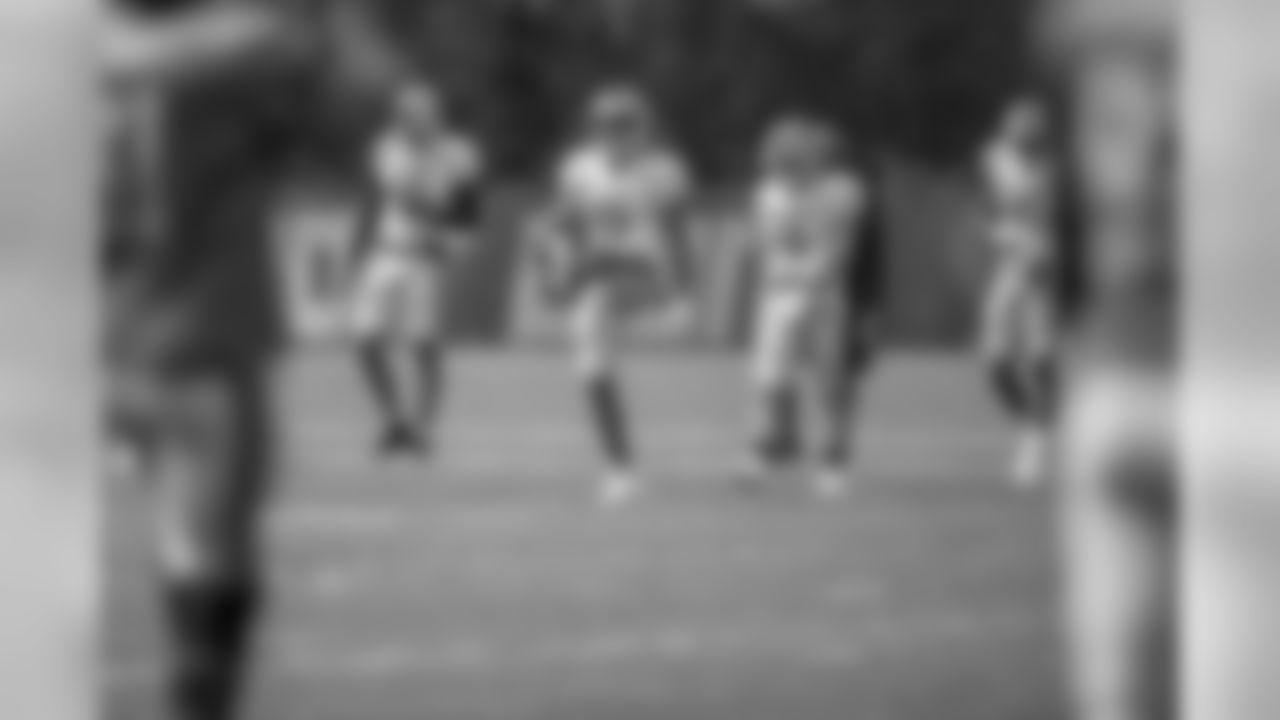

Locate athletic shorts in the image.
[750,284,858,388]
[561,255,674,374]
[349,251,447,343]
[981,260,1054,362]
[565,280,633,377]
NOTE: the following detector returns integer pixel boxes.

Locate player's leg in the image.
[408,261,448,454]
[983,266,1052,485]
[1061,361,1175,720]
[569,284,637,504]
[812,305,874,497]
[1012,283,1058,486]
[350,257,415,453]
[982,264,1033,416]
[146,358,277,720]
[411,341,445,453]
[1024,282,1059,450]
[1053,25,1177,718]
[744,289,806,484]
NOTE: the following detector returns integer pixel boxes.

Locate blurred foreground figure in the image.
[539,84,695,506]
[979,98,1058,488]
[349,80,483,458]
[104,2,391,718]
[1042,0,1177,718]
[743,116,880,498]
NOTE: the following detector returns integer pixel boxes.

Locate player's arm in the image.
[979,142,1012,254]
[652,155,698,298]
[348,176,381,270]
[531,152,595,301]
[850,186,888,326]
[528,199,587,304]
[103,0,316,275]
[742,182,772,265]
[104,1,309,89]
[809,176,866,293]
[540,153,591,256]
[436,139,487,263]
[347,133,401,269]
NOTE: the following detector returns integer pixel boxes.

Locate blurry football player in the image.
[744,116,871,497]
[1041,1,1177,718]
[349,81,483,456]
[979,97,1059,487]
[104,2,392,719]
[538,84,694,506]
[825,138,888,494]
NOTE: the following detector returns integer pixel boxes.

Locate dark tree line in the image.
[313,0,1035,180]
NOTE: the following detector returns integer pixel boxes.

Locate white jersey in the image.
[984,140,1053,266]
[370,130,481,258]
[753,171,865,293]
[555,143,691,270]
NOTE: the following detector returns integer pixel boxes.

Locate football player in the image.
[979,96,1059,487]
[744,116,871,497]
[103,1,392,718]
[820,133,888,497]
[1048,29,1177,720]
[349,80,483,457]
[538,84,694,506]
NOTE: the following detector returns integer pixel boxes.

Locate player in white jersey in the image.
[350,81,483,456]
[539,85,694,505]
[744,116,869,497]
[979,97,1057,486]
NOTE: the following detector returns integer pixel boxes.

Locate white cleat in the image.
[813,466,851,499]
[1011,428,1050,488]
[598,469,641,508]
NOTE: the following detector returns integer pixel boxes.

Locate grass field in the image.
[106,350,1066,720]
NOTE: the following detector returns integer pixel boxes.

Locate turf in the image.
[106,350,1066,720]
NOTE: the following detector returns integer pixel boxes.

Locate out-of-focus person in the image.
[741,114,878,498]
[978,96,1060,488]
[103,1,395,718]
[1040,0,1177,717]
[348,79,483,458]
[536,83,696,507]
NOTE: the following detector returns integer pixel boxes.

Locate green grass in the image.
[107,350,1066,720]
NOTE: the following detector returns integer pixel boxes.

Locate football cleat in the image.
[598,468,641,508]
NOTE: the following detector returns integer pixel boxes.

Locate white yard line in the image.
[108,606,1045,689]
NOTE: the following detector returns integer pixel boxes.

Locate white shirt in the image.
[371,129,481,257]
[754,170,865,291]
[984,140,1053,264]
[554,143,691,267]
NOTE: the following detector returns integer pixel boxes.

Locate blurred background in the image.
[105,2,1110,720]
[271,0,1034,350]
